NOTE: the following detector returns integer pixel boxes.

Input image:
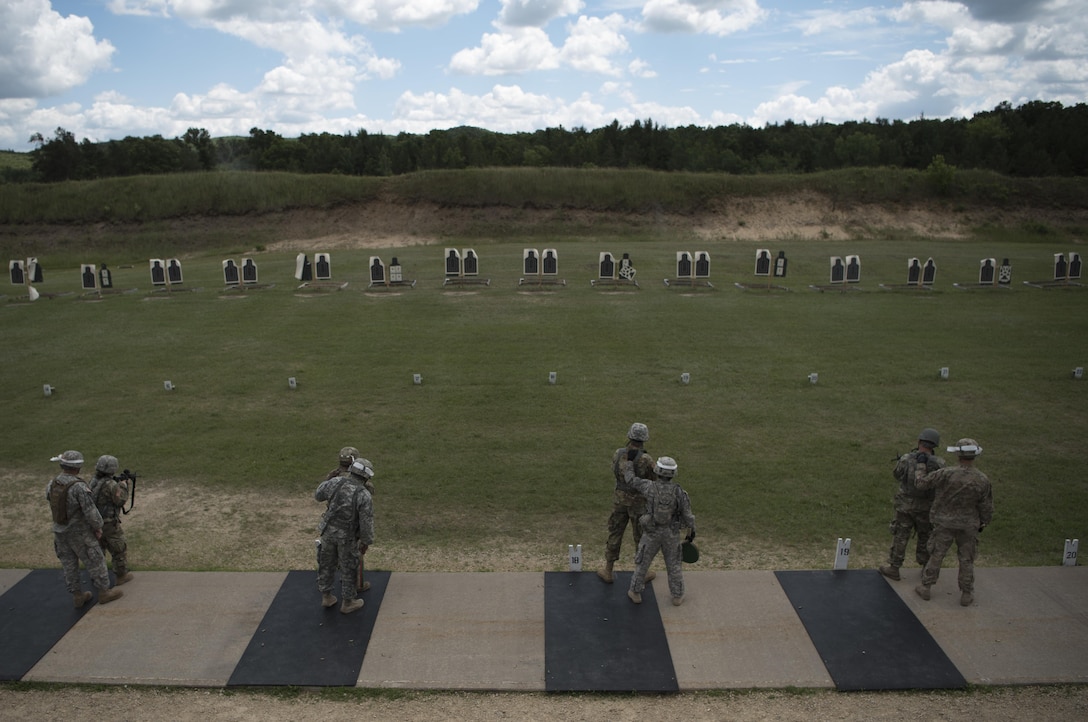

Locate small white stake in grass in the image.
[939,367,950,380]
[288,377,297,389]
[549,371,557,385]
[833,537,851,570]
[681,372,690,384]
[164,380,174,391]
[413,373,422,385]
[1074,367,1084,380]
[808,372,818,385]
[1064,539,1079,567]
[568,544,582,571]
[43,384,53,397]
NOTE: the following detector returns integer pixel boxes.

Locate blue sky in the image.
[1,0,1085,149]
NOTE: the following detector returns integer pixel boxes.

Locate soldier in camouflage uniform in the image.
[879,428,946,581]
[915,438,994,607]
[327,446,373,593]
[315,458,375,614]
[597,423,657,584]
[621,455,696,606]
[45,451,123,607]
[89,455,134,585]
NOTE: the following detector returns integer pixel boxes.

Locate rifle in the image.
[115,469,137,514]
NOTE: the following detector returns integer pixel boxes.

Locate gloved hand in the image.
[915,451,930,463]
[978,525,985,534]
[685,530,696,543]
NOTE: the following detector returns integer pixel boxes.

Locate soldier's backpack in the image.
[49,479,74,525]
[648,479,681,526]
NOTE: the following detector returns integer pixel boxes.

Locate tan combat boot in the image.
[321,592,338,608]
[98,587,123,604]
[878,565,900,581]
[340,597,364,614]
[627,589,642,604]
[960,591,974,606]
[596,561,614,584]
[644,570,656,583]
[672,596,684,606]
[115,572,135,585]
[914,584,931,601]
[73,591,92,608]
[358,581,371,593]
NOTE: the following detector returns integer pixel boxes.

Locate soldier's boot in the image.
[878,565,901,581]
[115,571,135,586]
[358,581,371,593]
[340,598,364,615]
[596,561,614,584]
[321,592,338,608]
[672,596,684,606]
[914,584,931,601]
[644,570,656,583]
[73,591,92,608]
[98,587,123,605]
[627,589,642,604]
[960,591,974,607]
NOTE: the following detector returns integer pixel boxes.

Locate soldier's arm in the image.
[357,492,374,546]
[915,467,941,491]
[621,461,652,495]
[76,486,104,531]
[110,478,128,506]
[314,478,335,501]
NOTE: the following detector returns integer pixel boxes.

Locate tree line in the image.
[14,100,1088,183]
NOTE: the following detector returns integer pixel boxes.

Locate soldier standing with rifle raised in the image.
[89,454,136,586]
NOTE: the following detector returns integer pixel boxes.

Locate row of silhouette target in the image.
[7,249,1085,291]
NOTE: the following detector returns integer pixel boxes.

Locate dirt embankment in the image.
[4,193,1086,255]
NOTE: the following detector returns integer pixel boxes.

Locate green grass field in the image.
[2,234,1086,570]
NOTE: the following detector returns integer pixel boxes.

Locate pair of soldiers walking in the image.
[597,423,696,607]
[47,450,133,607]
[881,428,994,606]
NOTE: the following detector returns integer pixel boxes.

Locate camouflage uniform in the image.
[623,459,696,601]
[326,453,374,591]
[603,443,656,563]
[46,470,112,596]
[90,471,131,578]
[916,463,994,598]
[887,448,946,569]
[315,474,374,604]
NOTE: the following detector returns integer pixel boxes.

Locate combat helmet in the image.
[50,450,84,468]
[917,428,940,449]
[350,458,375,480]
[627,422,649,442]
[947,438,982,458]
[655,456,678,479]
[96,455,119,476]
[339,446,360,465]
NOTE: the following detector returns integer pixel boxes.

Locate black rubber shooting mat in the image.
[774,569,967,690]
[227,569,390,687]
[544,571,678,692]
[0,569,95,680]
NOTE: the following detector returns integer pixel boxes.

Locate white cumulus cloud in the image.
[0,0,115,100]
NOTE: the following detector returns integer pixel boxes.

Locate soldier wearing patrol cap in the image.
[45,450,123,607]
[915,438,994,606]
[597,423,657,584]
[880,428,946,581]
